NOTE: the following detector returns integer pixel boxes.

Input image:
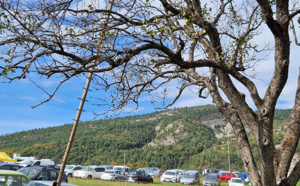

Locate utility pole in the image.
[228,140,230,172]
[124,153,126,166]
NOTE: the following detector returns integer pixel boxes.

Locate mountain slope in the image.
[0,105,295,172]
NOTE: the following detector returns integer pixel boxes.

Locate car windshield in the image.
[17,167,40,180]
[205,175,218,180]
[81,167,93,171]
[65,165,75,169]
[232,179,243,183]
[164,171,175,175]
[0,176,23,186]
[183,173,195,178]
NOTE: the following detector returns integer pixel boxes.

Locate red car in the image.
[217,171,235,182]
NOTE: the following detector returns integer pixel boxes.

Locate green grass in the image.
[69,178,300,186]
[68,177,229,186]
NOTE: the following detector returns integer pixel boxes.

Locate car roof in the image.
[206,173,218,176]
[0,170,31,182]
[184,170,198,173]
[0,163,22,166]
[164,170,176,172]
[219,171,232,173]
[113,165,130,168]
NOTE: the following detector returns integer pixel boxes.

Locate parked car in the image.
[113,166,132,176]
[218,171,235,182]
[64,165,82,178]
[0,170,30,186]
[16,159,55,167]
[172,169,185,178]
[127,170,153,183]
[98,165,114,179]
[73,166,105,179]
[0,163,23,171]
[202,173,221,186]
[17,166,68,183]
[145,169,160,177]
[100,170,127,181]
[16,160,41,167]
[136,168,147,171]
[228,177,245,186]
[25,180,77,186]
[180,170,200,185]
[160,169,181,183]
[147,167,162,176]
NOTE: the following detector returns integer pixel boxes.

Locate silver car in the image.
[202,173,220,186]
[180,170,200,185]
[147,167,162,176]
[100,170,127,181]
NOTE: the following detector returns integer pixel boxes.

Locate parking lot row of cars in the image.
[202,168,249,186]
[1,160,249,185]
[0,162,76,186]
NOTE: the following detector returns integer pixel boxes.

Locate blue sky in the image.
[0,74,210,135]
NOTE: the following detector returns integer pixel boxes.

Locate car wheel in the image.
[67,174,72,178]
[87,175,92,180]
[115,178,118,182]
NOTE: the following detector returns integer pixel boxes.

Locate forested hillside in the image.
[0,105,296,172]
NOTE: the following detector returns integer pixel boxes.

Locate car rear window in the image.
[232,179,243,183]
[164,171,175,175]
[183,173,195,178]
[205,174,217,180]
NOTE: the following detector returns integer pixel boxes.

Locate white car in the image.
[228,177,245,186]
[73,166,106,179]
[160,170,181,183]
[64,165,82,178]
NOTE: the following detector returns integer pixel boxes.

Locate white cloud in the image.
[19,96,37,101]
